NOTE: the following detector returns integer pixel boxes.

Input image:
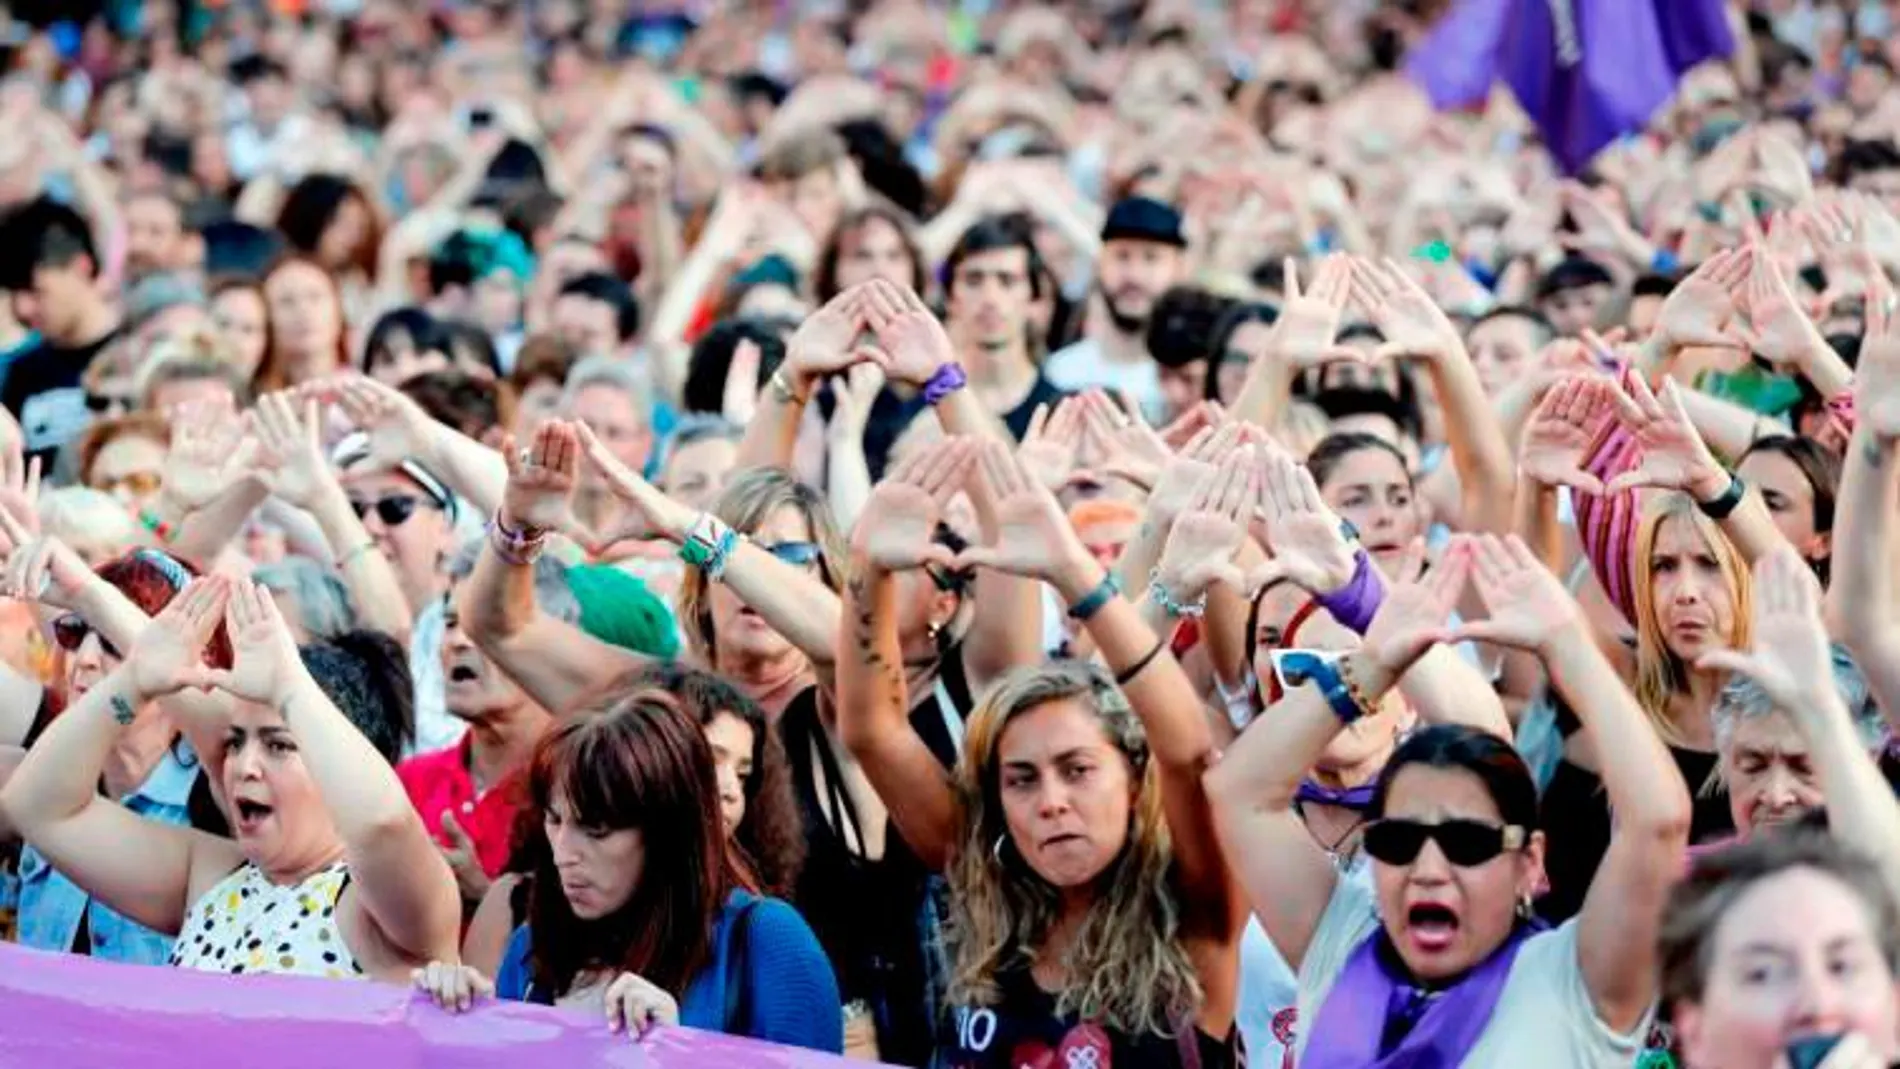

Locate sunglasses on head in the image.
[1362,818,1528,868]
[349,494,435,527]
[763,541,823,568]
[53,614,118,659]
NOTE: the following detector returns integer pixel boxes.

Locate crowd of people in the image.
[2,1,1900,1067]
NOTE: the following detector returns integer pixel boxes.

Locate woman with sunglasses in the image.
[2,576,460,982]
[839,435,1247,1068]
[1208,532,1690,1067]
[3,546,224,967]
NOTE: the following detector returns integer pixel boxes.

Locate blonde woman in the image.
[838,437,1245,1067]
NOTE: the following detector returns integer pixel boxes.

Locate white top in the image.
[1043,338,1166,424]
[1238,856,1372,1069]
[171,861,362,980]
[1294,878,1650,1068]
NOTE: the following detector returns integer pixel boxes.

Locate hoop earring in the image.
[992,834,1007,865]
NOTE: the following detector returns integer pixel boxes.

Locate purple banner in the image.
[0,944,872,1069]
[1407,0,1733,174]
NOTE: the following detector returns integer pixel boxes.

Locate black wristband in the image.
[1696,472,1745,520]
[1114,639,1167,687]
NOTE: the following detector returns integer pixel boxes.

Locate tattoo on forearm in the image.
[846,574,902,692]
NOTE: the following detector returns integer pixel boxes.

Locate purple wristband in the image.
[921,362,967,405]
[1314,549,1385,635]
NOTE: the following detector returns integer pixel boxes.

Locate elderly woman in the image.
[1711,643,1881,838]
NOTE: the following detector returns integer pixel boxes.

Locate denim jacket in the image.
[17,739,199,965]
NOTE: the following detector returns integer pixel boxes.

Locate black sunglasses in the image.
[1362,818,1528,868]
[349,494,435,527]
[53,614,119,659]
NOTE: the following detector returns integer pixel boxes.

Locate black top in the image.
[938,962,1239,1069]
[0,329,117,465]
[862,372,1068,480]
[1537,745,1732,924]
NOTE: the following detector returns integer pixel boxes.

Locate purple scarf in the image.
[1294,781,1377,811]
[1302,919,1545,1069]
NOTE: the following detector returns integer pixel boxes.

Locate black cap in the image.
[1101,196,1187,248]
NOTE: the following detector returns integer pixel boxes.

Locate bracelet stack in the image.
[138,508,176,545]
[679,513,741,581]
[1146,568,1207,619]
[489,512,549,566]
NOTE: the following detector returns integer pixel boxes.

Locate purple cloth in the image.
[1314,550,1385,636]
[0,943,878,1069]
[1302,921,1544,1069]
[1294,781,1378,811]
[1407,0,1734,174]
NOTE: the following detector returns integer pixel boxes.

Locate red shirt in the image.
[396,738,523,879]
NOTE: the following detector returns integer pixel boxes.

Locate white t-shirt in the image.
[1238,857,1373,1069]
[1043,338,1166,424]
[1294,878,1650,1067]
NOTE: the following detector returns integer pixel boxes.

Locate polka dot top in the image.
[169,861,363,980]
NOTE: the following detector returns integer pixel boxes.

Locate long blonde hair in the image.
[1632,494,1753,747]
[674,467,848,667]
[946,662,1201,1036]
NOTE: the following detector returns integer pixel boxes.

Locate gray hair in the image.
[445,537,582,627]
[1713,643,1883,754]
[657,413,743,470]
[253,557,356,640]
[559,355,651,425]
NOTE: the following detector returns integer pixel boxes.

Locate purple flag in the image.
[0,943,877,1069]
[1407,0,1734,174]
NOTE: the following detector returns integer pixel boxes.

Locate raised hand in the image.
[1360,540,1462,676]
[853,437,976,572]
[412,961,495,1015]
[1154,449,1256,603]
[1268,255,1356,368]
[1436,534,1585,655]
[954,442,1089,588]
[1654,247,1749,350]
[251,393,336,510]
[334,376,434,474]
[783,286,884,396]
[1241,447,1355,596]
[162,401,256,514]
[1736,245,1830,368]
[0,529,94,612]
[1147,419,1250,528]
[828,361,885,445]
[1087,392,1171,491]
[500,421,582,533]
[1694,548,1836,718]
[859,280,956,386]
[1015,398,1087,492]
[208,579,305,705]
[1348,257,1463,363]
[1520,375,1616,494]
[1604,375,1728,500]
[1860,281,1900,441]
[574,422,694,549]
[126,577,230,702]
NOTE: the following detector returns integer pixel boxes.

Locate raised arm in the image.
[463,421,645,715]
[1829,300,1900,720]
[1230,256,1350,433]
[252,393,415,643]
[735,287,884,472]
[216,578,460,964]
[1353,258,1515,534]
[1443,535,1690,1035]
[1206,537,1463,970]
[335,376,508,521]
[576,424,844,666]
[0,581,238,935]
[836,441,980,870]
[1702,548,1900,912]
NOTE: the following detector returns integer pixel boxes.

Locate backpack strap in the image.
[722,896,763,1036]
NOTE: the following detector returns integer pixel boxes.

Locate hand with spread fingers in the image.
[1654,246,1749,350]
[251,392,338,511]
[1694,547,1836,718]
[1737,243,1832,368]
[859,279,957,386]
[783,285,888,398]
[1245,447,1358,596]
[1154,448,1256,605]
[953,440,1092,591]
[573,422,695,549]
[1084,391,1169,491]
[1520,375,1617,494]
[1348,256,1464,363]
[334,375,435,474]
[1268,254,1357,368]
[1433,534,1587,655]
[209,578,307,706]
[125,576,232,703]
[1016,398,1088,492]
[162,401,257,515]
[500,421,584,534]
[1148,420,1251,528]
[854,437,978,573]
[1603,375,1729,501]
[1360,539,1464,676]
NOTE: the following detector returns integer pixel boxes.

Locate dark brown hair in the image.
[255,255,350,393]
[814,201,926,301]
[524,690,740,998]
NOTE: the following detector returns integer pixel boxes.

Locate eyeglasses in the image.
[98,471,164,499]
[349,494,436,527]
[53,614,119,659]
[1362,818,1528,867]
[762,541,823,569]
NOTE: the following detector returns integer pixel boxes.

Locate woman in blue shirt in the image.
[413,688,842,1052]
